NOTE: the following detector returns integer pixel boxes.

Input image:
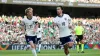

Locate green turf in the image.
[0,49,100,56]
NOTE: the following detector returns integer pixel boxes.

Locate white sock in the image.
[38,44,41,51]
[67,54,70,56]
[27,45,31,47]
[25,45,30,50]
[27,45,31,49]
[32,48,37,56]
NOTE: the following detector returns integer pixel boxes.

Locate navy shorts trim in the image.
[37,38,41,44]
[60,35,72,45]
[25,35,37,44]
[37,38,41,42]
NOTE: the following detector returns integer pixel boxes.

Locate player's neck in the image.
[58,13,63,17]
[27,16,32,20]
[78,25,81,26]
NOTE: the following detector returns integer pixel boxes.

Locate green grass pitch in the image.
[0,49,100,56]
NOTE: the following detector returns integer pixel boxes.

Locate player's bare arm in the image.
[20,20,26,34]
[33,22,38,33]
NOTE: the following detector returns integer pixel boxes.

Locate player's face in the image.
[78,22,81,25]
[27,10,33,17]
[57,8,62,15]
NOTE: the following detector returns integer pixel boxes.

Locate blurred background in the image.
[0,0,100,50]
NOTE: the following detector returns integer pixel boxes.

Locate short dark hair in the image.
[56,6,63,10]
[25,7,33,14]
[78,21,82,24]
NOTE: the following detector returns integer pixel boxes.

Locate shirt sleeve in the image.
[53,18,57,24]
[67,15,72,26]
[34,16,38,21]
[53,18,58,27]
[33,16,38,24]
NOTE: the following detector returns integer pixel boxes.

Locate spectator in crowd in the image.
[0,15,100,45]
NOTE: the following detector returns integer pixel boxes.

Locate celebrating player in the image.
[20,7,38,56]
[53,6,74,56]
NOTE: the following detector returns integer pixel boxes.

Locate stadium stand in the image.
[33,0,100,3]
[0,15,100,45]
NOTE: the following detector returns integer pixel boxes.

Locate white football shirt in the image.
[21,16,37,36]
[37,27,43,38]
[53,14,72,37]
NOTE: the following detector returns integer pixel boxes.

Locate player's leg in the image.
[76,36,80,53]
[28,36,37,56]
[64,44,69,56]
[29,41,37,56]
[25,35,31,51]
[36,38,41,53]
[80,35,84,53]
[38,40,41,52]
[64,42,73,56]
[60,37,69,56]
[60,35,73,56]
[26,44,31,51]
[64,36,73,56]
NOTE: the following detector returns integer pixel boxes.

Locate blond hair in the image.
[25,7,33,14]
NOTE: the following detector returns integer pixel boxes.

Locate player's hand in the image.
[33,29,37,34]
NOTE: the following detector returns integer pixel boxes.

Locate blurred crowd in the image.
[41,0,100,3]
[72,18,100,44]
[0,15,25,45]
[0,15,100,45]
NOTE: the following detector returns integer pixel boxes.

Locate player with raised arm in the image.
[53,6,74,56]
[20,7,38,56]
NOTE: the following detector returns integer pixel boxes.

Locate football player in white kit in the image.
[36,23,43,53]
[20,7,38,56]
[53,6,74,56]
